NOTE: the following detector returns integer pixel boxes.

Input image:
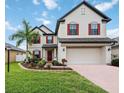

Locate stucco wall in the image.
[111,47,119,59]
[58,4,107,38]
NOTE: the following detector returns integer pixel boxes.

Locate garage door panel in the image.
[67,48,102,65]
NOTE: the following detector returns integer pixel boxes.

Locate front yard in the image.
[5,63,108,93]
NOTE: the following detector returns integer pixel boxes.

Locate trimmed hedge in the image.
[111,59,119,67]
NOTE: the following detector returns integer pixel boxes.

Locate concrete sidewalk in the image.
[69,65,119,93]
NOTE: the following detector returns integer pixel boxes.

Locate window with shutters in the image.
[67,24,79,35]
[46,36,53,44]
[89,22,100,35]
[34,50,40,58]
[32,36,40,44]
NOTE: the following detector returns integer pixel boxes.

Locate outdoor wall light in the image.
[108,48,111,51]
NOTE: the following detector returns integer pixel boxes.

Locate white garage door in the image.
[67,48,102,65]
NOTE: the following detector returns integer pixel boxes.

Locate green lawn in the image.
[5,63,108,93]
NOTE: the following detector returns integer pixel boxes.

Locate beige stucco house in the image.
[29,1,116,65]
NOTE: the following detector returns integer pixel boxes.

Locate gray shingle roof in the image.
[42,44,58,48]
[59,38,116,43]
[5,43,25,52]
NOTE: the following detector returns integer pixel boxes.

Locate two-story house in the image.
[29,1,115,65]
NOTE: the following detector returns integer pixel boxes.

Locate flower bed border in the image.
[18,63,72,72]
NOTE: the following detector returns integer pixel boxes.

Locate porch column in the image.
[54,48,57,60]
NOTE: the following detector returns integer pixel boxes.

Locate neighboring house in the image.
[5,43,25,63]
[111,37,119,59]
[29,1,116,65]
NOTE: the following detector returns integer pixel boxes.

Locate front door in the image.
[47,50,52,61]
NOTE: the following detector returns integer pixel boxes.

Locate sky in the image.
[5,0,119,49]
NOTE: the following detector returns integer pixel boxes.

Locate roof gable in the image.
[32,26,46,34]
[39,25,54,34]
[60,1,111,21]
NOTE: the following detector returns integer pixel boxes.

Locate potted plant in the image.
[62,58,67,65]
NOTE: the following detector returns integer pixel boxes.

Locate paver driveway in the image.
[69,65,119,93]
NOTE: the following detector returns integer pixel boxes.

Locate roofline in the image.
[31,26,47,34]
[5,43,25,52]
[39,25,54,34]
[55,1,111,35]
[43,33,56,36]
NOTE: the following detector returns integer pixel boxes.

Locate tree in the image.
[9,20,39,62]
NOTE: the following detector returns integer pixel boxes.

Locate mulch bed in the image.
[21,63,72,70]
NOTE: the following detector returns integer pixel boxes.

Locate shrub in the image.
[111,59,119,67]
[38,59,46,68]
[33,57,39,63]
[52,60,60,66]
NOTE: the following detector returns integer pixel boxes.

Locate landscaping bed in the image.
[21,62,72,70]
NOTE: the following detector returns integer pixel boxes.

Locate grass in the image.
[5,63,108,93]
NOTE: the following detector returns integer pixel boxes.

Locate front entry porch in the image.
[42,44,58,62]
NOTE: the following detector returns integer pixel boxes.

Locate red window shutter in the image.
[46,36,48,43]
[67,24,70,35]
[39,51,41,58]
[97,24,100,35]
[52,36,54,43]
[88,24,91,35]
[38,36,41,43]
[76,24,79,35]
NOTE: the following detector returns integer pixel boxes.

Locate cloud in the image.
[33,0,40,5]
[95,0,118,12]
[5,21,17,31]
[42,0,58,10]
[35,18,51,25]
[107,28,119,38]
[5,21,21,31]
[41,11,48,17]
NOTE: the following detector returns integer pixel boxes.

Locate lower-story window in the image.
[33,50,41,58]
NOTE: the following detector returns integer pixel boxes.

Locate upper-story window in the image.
[67,23,79,35]
[88,22,100,35]
[46,36,53,44]
[32,36,41,44]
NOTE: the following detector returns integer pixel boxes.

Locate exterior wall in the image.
[5,49,25,63]
[58,4,107,38]
[101,46,111,64]
[111,47,119,59]
[58,43,66,62]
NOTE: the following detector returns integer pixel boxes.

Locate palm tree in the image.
[9,20,39,62]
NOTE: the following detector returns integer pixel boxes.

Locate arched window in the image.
[67,22,79,35]
[89,22,100,35]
